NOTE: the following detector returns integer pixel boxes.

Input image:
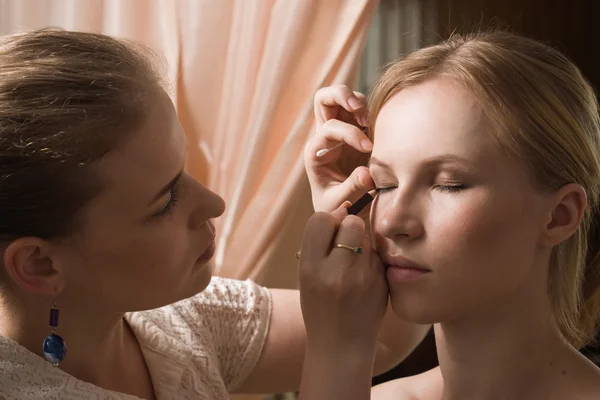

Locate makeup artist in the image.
[0,29,428,400]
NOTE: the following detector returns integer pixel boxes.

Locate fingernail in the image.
[361,138,373,151]
[342,201,352,209]
[348,96,362,110]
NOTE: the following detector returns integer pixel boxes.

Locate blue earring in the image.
[42,301,66,366]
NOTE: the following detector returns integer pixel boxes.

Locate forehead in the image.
[372,78,494,164]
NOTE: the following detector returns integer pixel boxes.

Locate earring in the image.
[42,301,66,366]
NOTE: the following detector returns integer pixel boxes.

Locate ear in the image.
[2,237,66,296]
[542,183,587,247]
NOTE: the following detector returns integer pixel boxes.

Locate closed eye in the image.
[375,186,396,194]
[377,184,467,194]
[152,183,181,217]
[434,183,467,192]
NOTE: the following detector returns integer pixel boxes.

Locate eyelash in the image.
[375,187,395,194]
[375,184,467,194]
[153,184,181,217]
[434,183,467,192]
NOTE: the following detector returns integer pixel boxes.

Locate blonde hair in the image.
[369,31,600,348]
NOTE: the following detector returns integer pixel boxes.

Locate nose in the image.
[188,181,226,229]
[372,189,424,241]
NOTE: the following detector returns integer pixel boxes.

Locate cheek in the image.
[369,196,386,231]
[80,223,192,278]
[436,195,504,244]
[432,190,537,269]
[125,226,191,268]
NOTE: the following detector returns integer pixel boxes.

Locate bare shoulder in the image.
[553,355,600,400]
[574,361,600,400]
[371,367,443,400]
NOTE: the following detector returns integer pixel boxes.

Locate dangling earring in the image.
[42,301,66,366]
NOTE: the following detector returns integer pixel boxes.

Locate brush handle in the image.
[347,192,374,215]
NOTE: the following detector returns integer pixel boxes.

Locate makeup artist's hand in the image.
[305,85,375,213]
[298,203,388,354]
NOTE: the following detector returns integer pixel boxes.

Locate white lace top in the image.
[0,277,272,399]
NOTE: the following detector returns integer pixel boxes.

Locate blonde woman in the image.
[299,31,600,399]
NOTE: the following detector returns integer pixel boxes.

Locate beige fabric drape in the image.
[0,0,378,291]
[177,0,378,287]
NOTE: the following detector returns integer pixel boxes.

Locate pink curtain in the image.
[0,0,378,289]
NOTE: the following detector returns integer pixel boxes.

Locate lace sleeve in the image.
[189,277,272,391]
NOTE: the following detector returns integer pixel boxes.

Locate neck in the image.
[434,281,575,400]
[0,293,147,392]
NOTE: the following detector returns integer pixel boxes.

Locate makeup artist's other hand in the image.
[299,203,388,353]
[305,85,375,212]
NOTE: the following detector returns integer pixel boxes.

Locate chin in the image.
[178,262,213,299]
[389,289,492,326]
[195,264,213,291]
[390,302,441,325]
[388,290,449,325]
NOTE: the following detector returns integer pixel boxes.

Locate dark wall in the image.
[428,0,599,93]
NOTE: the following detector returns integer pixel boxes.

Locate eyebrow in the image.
[368,157,389,168]
[151,170,183,204]
[368,154,476,169]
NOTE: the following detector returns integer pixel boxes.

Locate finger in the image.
[353,91,369,127]
[371,250,389,298]
[301,212,338,263]
[368,243,384,273]
[314,85,366,124]
[330,215,366,262]
[306,119,372,161]
[330,201,351,223]
[353,91,366,101]
[338,166,376,203]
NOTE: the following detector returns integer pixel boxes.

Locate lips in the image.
[383,254,429,271]
[197,239,216,263]
[383,254,430,283]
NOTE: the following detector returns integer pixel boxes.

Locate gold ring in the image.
[295,243,362,259]
[333,243,363,254]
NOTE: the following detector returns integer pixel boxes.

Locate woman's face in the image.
[369,77,551,323]
[57,90,225,312]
